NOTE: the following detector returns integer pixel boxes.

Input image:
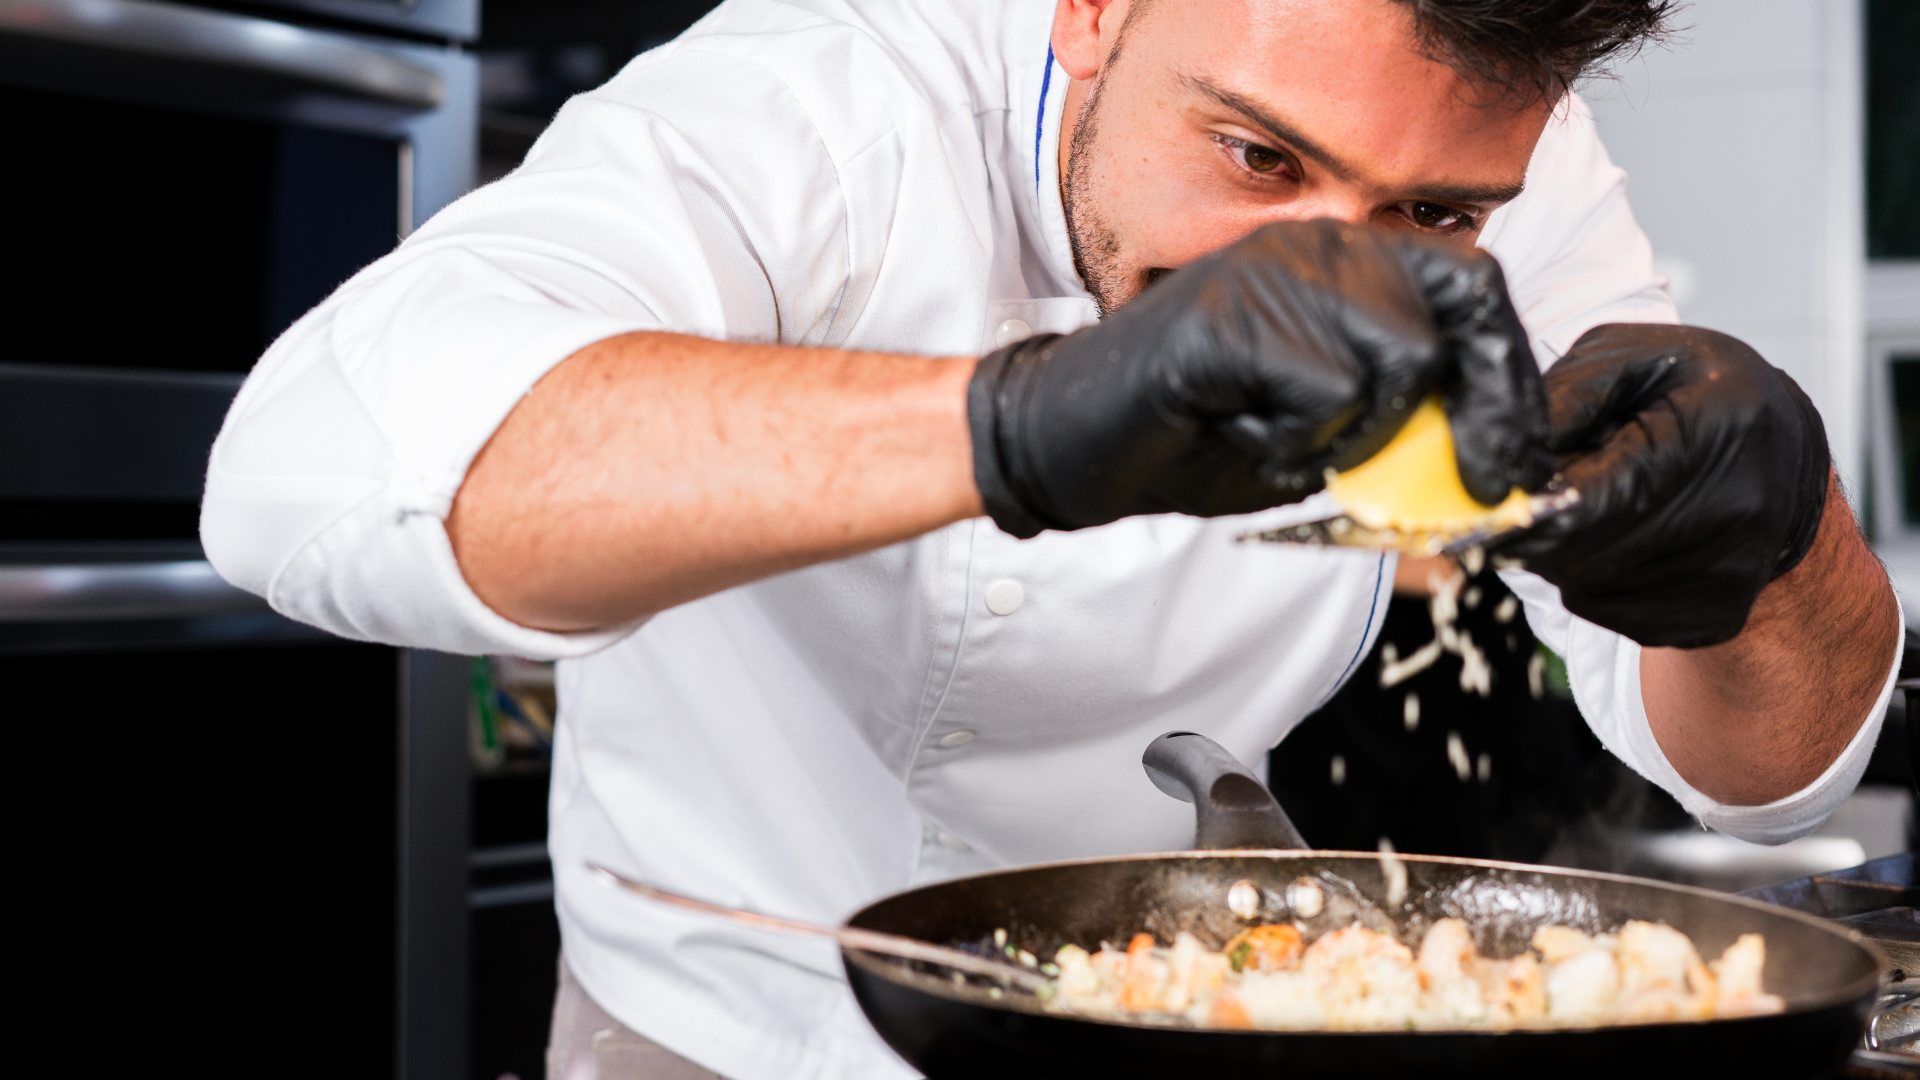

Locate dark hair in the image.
[1391,0,1679,103]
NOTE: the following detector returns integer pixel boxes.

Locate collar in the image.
[1015,31,1090,301]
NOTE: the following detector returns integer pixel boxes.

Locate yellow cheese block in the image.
[1324,396,1532,533]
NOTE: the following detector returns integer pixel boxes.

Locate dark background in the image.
[474,0,724,184]
[7,84,401,376]
[9,641,400,1075]
[1868,0,1920,259]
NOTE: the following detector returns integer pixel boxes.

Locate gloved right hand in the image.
[968,220,1552,538]
[1496,323,1833,648]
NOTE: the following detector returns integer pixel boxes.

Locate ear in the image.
[1051,0,1125,81]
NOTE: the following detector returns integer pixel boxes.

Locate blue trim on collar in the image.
[1035,44,1054,191]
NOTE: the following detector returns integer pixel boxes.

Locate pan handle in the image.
[1143,731,1307,850]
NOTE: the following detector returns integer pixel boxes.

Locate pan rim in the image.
[842,848,1888,1029]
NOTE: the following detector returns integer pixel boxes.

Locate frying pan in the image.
[840,732,1886,1079]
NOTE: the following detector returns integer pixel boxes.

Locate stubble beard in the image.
[1061,76,1136,318]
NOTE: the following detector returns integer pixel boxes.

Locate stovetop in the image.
[1745,854,1920,1078]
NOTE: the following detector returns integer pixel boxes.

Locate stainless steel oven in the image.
[237,0,476,40]
[0,0,476,560]
[0,2,475,1077]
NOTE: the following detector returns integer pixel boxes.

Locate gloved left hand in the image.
[1498,323,1831,648]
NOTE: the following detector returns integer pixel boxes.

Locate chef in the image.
[203,1,1900,1077]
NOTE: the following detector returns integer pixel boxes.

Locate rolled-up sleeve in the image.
[202,44,853,657]
[1502,569,1901,842]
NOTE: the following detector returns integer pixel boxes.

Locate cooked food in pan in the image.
[1047,916,1784,1031]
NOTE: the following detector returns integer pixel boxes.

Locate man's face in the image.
[1054,0,1554,313]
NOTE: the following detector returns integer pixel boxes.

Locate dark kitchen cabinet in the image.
[471,763,560,1080]
[0,1,480,1076]
[467,660,559,1080]
[6,641,469,1080]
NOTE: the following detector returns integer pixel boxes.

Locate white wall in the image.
[1584,0,1865,487]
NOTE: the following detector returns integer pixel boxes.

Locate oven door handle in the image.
[0,561,275,622]
[0,0,446,108]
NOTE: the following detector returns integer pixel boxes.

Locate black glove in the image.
[1499,324,1831,648]
[968,219,1552,537]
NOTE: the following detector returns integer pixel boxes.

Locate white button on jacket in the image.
[984,580,1024,616]
[200,3,1898,1078]
[993,318,1033,348]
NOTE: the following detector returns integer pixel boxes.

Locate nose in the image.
[1255,193,1371,227]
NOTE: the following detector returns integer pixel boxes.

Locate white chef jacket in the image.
[200,2,1899,1077]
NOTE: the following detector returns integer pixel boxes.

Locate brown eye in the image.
[1244,144,1284,173]
[1410,202,1459,228]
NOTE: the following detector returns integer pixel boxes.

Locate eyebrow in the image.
[1406,178,1528,205]
[1181,74,1527,206]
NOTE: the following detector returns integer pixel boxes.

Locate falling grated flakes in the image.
[1330,754,1347,786]
[1460,545,1486,576]
[1403,692,1420,731]
[1380,638,1444,687]
[1456,630,1492,697]
[1427,568,1464,627]
[1527,652,1546,700]
[1493,595,1518,624]
[1378,837,1408,907]
[1446,731,1471,781]
[1378,561,1506,698]
[1476,753,1491,783]
[1382,566,1490,695]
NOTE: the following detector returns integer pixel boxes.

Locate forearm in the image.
[1641,475,1899,805]
[446,331,981,631]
